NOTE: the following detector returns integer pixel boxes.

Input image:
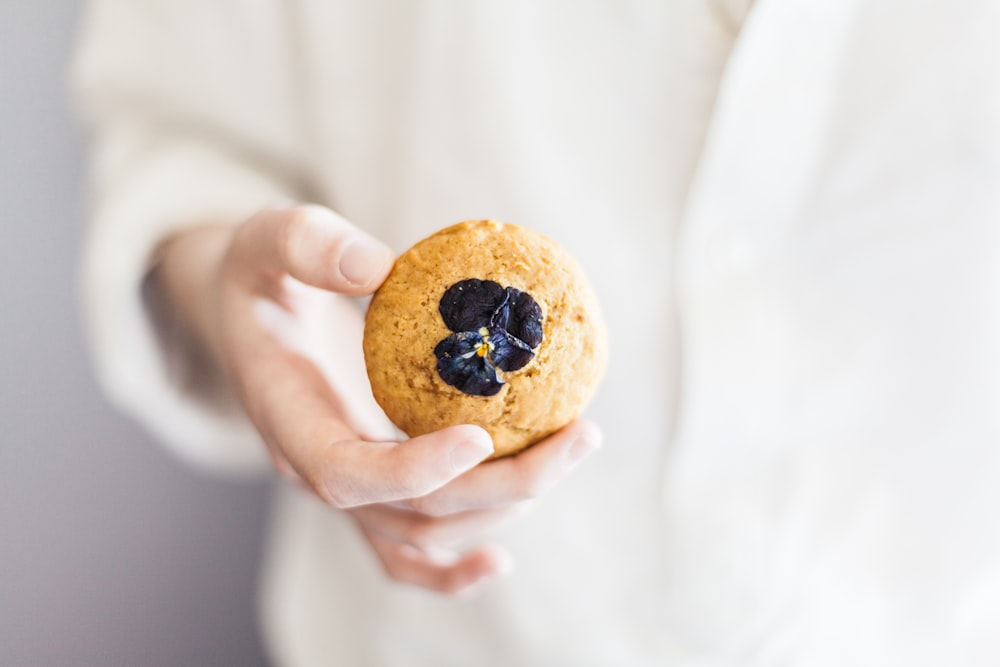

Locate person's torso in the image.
[258,2,1000,665]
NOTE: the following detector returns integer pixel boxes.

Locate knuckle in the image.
[310,474,353,509]
[404,519,439,550]
[385,466,437,504]
[277,207,309,268]
[310,445,371,508]
[378,459,409,493]
[236,207,273,243]
[403,494,431,515]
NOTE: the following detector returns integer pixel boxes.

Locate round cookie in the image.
[363,220,608,459]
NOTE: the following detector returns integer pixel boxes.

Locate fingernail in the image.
[567,426,602,464]
[339,236,393,286]
[447,433,494,473]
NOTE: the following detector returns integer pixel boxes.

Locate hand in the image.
[349,419,601,594]
[155,205,602,594]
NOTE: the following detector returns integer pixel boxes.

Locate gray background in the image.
[1,3,272,664]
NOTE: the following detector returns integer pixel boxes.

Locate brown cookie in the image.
[363,220,608,458]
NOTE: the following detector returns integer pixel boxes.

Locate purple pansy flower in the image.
[434,279,543,396]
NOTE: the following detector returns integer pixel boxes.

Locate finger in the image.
[255,362,494,507]
[395,420,602,517]
[300,425,496,509]
[350,502,530,551]
[361,527,513,595]
[234,204,394,295]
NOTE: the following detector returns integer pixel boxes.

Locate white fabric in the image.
[73,0,1000,665]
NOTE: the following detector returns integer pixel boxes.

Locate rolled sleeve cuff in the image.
[81,128,296,475]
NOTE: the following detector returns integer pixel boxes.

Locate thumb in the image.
[238,204,395,295]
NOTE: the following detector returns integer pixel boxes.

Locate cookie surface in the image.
[363,220,608,458]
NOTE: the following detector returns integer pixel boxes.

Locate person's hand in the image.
[347,418,601,594]
[155,205,602,594]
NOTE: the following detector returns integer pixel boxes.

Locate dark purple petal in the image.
[439,279,506,333]
[434,331,504,396]
[503,287,544,349]
[489,289,512,331]
[489,331,535,372]
[433,330,481,358]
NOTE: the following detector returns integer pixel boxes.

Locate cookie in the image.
[363,220,608,459]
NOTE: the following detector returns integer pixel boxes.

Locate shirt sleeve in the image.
[71,0,305,474]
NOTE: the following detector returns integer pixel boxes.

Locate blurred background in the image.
[0,3,271,664]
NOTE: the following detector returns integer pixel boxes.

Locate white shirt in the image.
[73,1,1000,665]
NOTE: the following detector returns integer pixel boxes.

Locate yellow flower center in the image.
[476,327,493,357]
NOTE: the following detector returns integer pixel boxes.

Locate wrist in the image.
[152,224,235,371]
